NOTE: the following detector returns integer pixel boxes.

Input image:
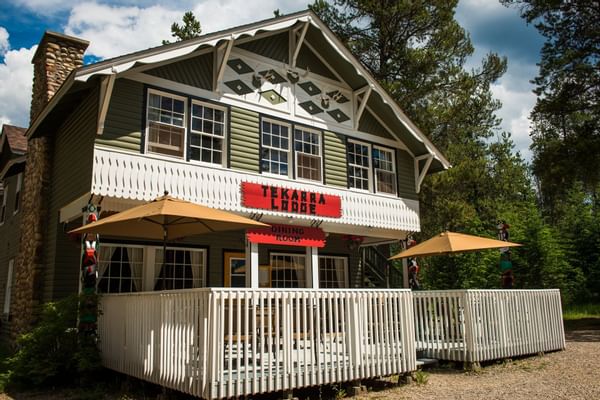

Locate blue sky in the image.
[0,0,543,160]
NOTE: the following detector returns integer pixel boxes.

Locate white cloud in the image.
[0,27,9,56]
[491,81,536,160]
[64,2,181,59]
[0,44,36,130]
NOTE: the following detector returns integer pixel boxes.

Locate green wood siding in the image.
[0,173,22,315]
[237,31,289,63]
[358,110,395,141]
[145,53,213,90]
[397,149,417,200]
[96,78,144,152]
[229,107,260,173]
[44,88,98,301]
[296,45,338,82]
[323,130,347,188]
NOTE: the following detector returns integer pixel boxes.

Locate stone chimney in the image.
[30,31,89,122]
[11,32,88,339]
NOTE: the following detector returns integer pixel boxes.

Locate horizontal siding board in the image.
[45,88,98,301]
[324,130,347,188]
[397,149,418,200]
[229,107,260,173]
[100,79,144,153]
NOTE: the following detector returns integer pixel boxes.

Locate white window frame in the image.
[260,118,292,178]
[373,145,397,196]
[189,100,228,167]
[347,139,372,192]
[153,246,207,290]
[270,252,307,288]
[145,89,188,160]
[97,243,145,294]
[318,255,349,288]
[0,182,7,225]
[3,259,14,315]
[13,173,22,215]
[294,126,323,183]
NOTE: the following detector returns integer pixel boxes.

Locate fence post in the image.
[461,290,475,363]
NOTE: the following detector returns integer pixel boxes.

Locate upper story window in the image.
[146,91,186,158]
[294,127,322,182]
[0,183,7,224]
[373,147,397,195]
[261,119,290,177]
[190,101,226,165]
[14,173,22,214]
[347,140,371,191]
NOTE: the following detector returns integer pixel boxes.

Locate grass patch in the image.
[563,303,600,320]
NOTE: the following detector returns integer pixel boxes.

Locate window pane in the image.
[261,121,290,175]
[189,103,226,165]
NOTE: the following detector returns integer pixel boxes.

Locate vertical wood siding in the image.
[237,32,289,63]
[96,79,144,152]
[44,88,98,301]
[323,130,347,188]
[229,107,260,173]
[145,53,213,90]
[397,149,417,200]
[358,110,395,141]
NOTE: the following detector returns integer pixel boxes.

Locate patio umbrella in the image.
[69,193,269,270]
[389,231,522,260]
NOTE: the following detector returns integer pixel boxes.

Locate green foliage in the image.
[7,295,102,388]
[563,303,600,320]
[162,11,202,45]
[413,370,429,385]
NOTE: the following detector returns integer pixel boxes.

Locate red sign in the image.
[247,224,326,248]
[241,182,342,218]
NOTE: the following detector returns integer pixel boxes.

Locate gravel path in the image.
[357,330,600,400]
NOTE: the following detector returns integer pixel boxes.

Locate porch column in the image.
[245,241,259,288]
[305,246,319,288]
[402,258,409,288]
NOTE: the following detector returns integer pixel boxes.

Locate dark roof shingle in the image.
[1,124,28,154]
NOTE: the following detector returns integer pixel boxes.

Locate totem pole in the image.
[498,221,513,289]
[79,204,99,335]
[406,236,420,290]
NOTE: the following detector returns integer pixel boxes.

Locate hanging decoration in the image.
[406,236,420,290]
[79,204,99,335]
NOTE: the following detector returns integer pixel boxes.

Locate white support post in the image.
[305,246,319,289]
[353,86,372,130]
[213,38,234,92]
[290,22,309,69]
[245,241,259,288]
[414,154,433,193]
[97,73,116,135]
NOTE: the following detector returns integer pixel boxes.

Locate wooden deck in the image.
[98,288,565,399]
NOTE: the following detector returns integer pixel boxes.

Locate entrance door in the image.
[224,251,246,287]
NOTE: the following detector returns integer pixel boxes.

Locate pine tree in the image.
[163,11,202,45]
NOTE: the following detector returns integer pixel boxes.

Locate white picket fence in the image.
[98,288,416,399]
[413,290,566,363]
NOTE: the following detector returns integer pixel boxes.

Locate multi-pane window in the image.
[14,173,22,214]
[347,140,371,190]
[318,256,348,288]
[190,102,226,165]
[97,245,144,294]
[154,248,205,290]
[294,128,322,182]
[270,253,306,288]
[146,91,186,158]
[0,183,6,224]
[261,120,290,176]
[373,147,397,194]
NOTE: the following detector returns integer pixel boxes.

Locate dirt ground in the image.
[356,329,600,400]
[1,328,599,400]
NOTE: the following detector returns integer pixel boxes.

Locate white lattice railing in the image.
[413,289,565,363]
[98,288,416,399]
[91,147,420,231]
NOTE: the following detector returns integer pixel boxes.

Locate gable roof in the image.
[27,10,450,172]
[1,124,27,155]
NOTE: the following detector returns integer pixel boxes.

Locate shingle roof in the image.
[1,124,27,154]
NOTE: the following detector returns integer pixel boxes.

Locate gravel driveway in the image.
[357,329,600,400]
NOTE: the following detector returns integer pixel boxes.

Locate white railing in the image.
[413,290,566,363]
[98,288,416,399]
[91,147,420,232]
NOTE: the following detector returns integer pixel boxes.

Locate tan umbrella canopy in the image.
[389,231,522,260]
[70,193,268,240]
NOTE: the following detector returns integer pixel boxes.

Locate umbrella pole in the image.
[163,226,167,290]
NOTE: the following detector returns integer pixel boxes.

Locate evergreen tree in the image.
[163,11,202,45]
[311,0,579,295]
